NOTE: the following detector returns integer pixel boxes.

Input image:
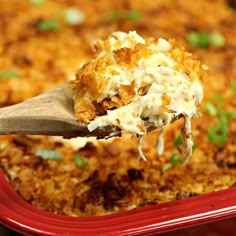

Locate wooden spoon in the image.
[0,83,121,138]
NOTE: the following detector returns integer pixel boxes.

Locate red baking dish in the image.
[0,167,235,236]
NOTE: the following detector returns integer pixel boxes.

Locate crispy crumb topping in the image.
[70,31,206,161]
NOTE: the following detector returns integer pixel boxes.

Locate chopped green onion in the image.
[230,81,236,93]
[192,142,197,152]
[36,19,60,32]
[108,10,142,22]
[64,7,85,25]
[170,153,183,165]
[174,134,183,146]
[0,70,18,79]
[223,111,236,119]
[204,101,218,116]
[209,94,224,112]
[35,149,62,160]
[162,163,172,173]
[126,10,142,21]
[187,31,225,48]
[208,114,229,144]
[174,133,196,152]
[207,91,236,145]
[30,0,44,5]
[187,31,211,48]
[162,153,183,173]
[209,32,225,47]
[74,155,88,168]
[108,11,121,22]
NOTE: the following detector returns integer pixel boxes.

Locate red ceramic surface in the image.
[0,168,236,236]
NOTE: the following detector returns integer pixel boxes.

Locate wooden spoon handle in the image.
[0,84,83,135]
[0,83,120,138]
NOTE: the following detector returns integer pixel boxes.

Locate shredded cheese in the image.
[70,31,206,161]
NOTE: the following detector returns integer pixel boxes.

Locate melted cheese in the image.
[72,31,206,161]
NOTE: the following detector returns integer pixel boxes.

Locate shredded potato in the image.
[70,31,206,161]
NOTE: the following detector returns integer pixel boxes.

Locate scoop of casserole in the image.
[70,31,206,161]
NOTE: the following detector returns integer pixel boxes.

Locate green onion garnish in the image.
[64,7,85,25]
[204,101,218,116]
[30,0,44,5]
[169,153,183,165]
[174,133,196,151]
[162,153,183,172]
[209,94,224,112]
[187,31,211,48]
[108,11,121,22]
[187,31,225,48]
[35,149,62,160]
[108,10,142,22]
[192,142,197,152]
[126,10,142,21]
[74,155,88,168]
[162,163,172,173]
[209,32,225,47]
[208,114,229,145]
[36,19,60,32]
[223,111,236,119]
[206,92,236,145]
[174,134,183,146]
[230,81,236,93]
[0,70,18,79]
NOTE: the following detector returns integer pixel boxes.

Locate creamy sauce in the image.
[76,31,205,161]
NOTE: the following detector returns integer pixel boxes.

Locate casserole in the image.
[0,0,236,235]
[0,167,235,235]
